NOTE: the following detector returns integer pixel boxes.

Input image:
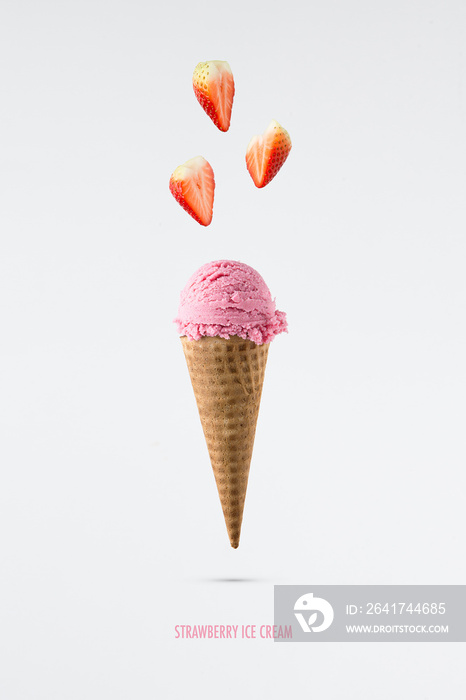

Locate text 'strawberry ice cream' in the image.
[176,260,287,548]
[175,260,287,344]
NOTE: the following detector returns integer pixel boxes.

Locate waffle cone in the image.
[181,335,269,548]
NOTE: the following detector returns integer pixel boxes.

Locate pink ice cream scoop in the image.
[175,260,287,345]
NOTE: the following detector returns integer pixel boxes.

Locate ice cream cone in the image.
[181,335,269,548]
[175,260,287,547]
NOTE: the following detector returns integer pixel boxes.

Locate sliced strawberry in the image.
[246,120,292,188]
[169,156,215,226]
[193,60,235,132]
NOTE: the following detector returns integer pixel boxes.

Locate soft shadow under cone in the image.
[181,336,269,548]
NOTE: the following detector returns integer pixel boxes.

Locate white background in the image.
[1,0,465,697]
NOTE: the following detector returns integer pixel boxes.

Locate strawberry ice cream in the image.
[174,260,287,345]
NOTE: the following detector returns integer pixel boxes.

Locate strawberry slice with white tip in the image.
[246,120,292,188]
[193,60,235,132]
[169,156,215,226]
